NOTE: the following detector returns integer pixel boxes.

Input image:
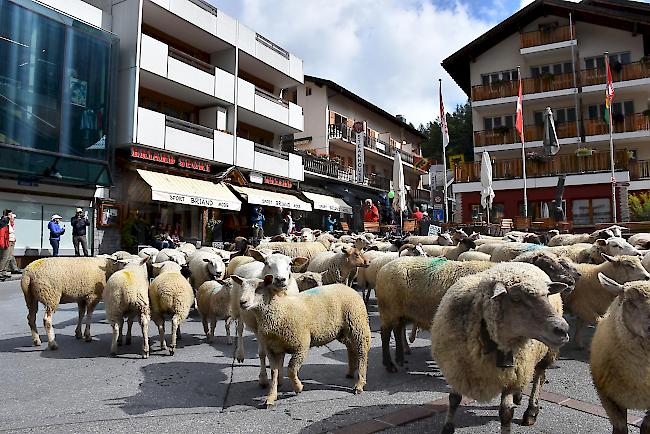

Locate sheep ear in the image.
[601,253,615,262]
[231,275,244,286]
[139,257,149,266]
[292,257,309,267]
[595,239,607,247]
[249,249,267,263]
[598,273,624,296]
[548,282,569,295]
[491,282,507,299]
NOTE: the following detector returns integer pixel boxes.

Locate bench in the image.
[363,222,380,233]
[402,220,417,233]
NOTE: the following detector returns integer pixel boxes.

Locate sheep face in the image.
[400,243,427,257]
[232,237,250,254]
[451,229,467,243]
[523,233,541,244]
[528,253,580,288]
[344,247,369,268]
[487,280,570,349]
[598,274,650,339]
[249,250,309,288]
[232,276,264,310]
[301,232,315,242]
[439,233,454,246]
[354,237,371,250]
[202,257,226,280]
[597,237,641,257]
[601,254,650,283]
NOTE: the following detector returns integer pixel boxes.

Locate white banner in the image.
[151,190,240,210]
[355,131,365,184]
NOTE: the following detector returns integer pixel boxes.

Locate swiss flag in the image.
[515,76,524,144]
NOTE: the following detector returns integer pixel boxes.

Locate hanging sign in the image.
[354,123,365,184]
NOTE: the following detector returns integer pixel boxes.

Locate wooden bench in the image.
[514,216,530,231]
[402,220,417,233]
[340,222,350,232]
[363,222,380,233]
[499,218,514,235]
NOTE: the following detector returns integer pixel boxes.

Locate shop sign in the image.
[355,131,365,184]
[131,147,176,165]
[151,191,239,210]
[263,176,292,189]
[178,157,211,172]
[250,172,264,184]
[428,225,441,236]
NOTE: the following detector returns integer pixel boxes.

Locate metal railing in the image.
[328,123,417,165]
[165,115,214,139]
[584,113,650,136]
[520,24,575,49]
[328,123,353,141]
[254,87,289,108]
[254,143,289,160]
[474,122,578,146]
[454,149,629,183]
[581,60,650,86]
[255,33,290,59]
[367,173,391,190]
[472,72,574,101]
[302,154,340,177]
[188,0,218,15]
[168,46,215,75]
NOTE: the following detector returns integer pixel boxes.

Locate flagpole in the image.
[440,79,449,224]
[517,66,528,218]
[605,52,617,223]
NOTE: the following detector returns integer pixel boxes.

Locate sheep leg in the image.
[287,348,306,394]
[202,317,210,342]
[26,295,40,346]
[265,351,284,407]
[43,307,57,350]
[169,314,180,356]
[346,345,358,379]
[441,391,462,434]
[599,393,628,434]
[258,339,269,388]
[350,338,368,394]
[409,325,418,343]
[402,326,411,356]
[225,317,233,345]
[640,411,650,434]
[117,317,124,347]
[75,301,86,339]
[574,317,586,350]
[83,300,98,342]
[110,321,119,356]
[381,327,398,373]
[140,312,150,359]
[522,364,547,426]
[209,315,217,343]
[499,391,515,434]
[235,319,245,362]
[125,316,134,346]
[176,323,182,340]
[394,322,406,366]
[154,315,167,351]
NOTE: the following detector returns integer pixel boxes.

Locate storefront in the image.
[302,191,353,231]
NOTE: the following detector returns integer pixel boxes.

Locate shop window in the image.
[97,200,120,227]
[571,198,610,226]
[0,200,42,251]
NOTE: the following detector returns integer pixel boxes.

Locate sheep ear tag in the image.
[491,283,507,299]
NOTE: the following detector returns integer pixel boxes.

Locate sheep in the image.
[138,247,159,262]
[547,228,614,246]
[196,279,233,344]
[112,251,136,260]
[262,241,328,270]
[562,253,650,349]
[629,232,650,250]
[503,231,541,244]
[102,256,151,358]
[235,276,371,407]
[490,242,544,263]
[148,261,195,355]
[431,263,570,433]
[226,255,255,277]
[512,250,581,288]
[442,238,477,260]
[590,274,650,434]
[375,257,494,372]
[187,250,226,290]
[405,233,454,246]
[154,248,187,266]
[21,257,122,350]
[177,242,197,257]
[457,251,491,261]
[292,271,325,292]
[306,247,369,285]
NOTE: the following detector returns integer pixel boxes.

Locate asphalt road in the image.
[0,278,641,433]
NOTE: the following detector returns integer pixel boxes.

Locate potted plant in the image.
[576,147,593,157]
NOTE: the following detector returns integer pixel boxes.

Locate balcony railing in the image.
[328,123,353,141]
[328,123,418,165]
[472,72,574,101]
[584,113,650,136]
[630,160,650,180]
[168,46,215,75]
[414,188,431,201]
[302,154,340,178]
[367,173,391,190]
[455,150,629,183]
[474,122,578,146]
[254,87,289,108]
[165,116,214,138]
[255,33,290,59]
[581,60,650,86]
[520,25,575,49]
[254,143,289,160]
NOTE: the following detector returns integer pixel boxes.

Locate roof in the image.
[305,75,427,140]
[442,0,650,96]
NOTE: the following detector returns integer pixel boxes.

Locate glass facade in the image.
[0,0,117,185]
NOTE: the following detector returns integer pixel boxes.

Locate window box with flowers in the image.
[576,147,594,157]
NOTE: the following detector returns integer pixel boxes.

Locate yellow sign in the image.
[448,154,465,170]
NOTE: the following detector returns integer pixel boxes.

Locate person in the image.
[283,211,294,235]
[324,214,337,232]
[71,208,90,256]
[48,214,65,256]
[0,210,19,279]
[419,211,431,236]
[273,207,284,236]
[251,206,265,244]
[362,199,379,223]
[412,206,424,221]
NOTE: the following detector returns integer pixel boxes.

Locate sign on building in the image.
[354,121,365,185]
[428,225,442,236]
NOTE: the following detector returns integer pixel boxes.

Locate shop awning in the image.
[232,186,312,211]
[137,169,241,210]
[303,192,353,214]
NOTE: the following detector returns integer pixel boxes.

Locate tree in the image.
[418,100,473,163]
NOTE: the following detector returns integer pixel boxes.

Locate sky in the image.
[204,0,578,127]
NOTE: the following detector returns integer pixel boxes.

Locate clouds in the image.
[208,0,504,126]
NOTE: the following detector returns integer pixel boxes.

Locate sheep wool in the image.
[196,280,232,343]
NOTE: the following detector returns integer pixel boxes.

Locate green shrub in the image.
[628,192,650,221]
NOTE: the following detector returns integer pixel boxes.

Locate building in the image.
[25,0,309,251]
[443,0,650,227]
[0,0,118,258]
[291,76,430,230]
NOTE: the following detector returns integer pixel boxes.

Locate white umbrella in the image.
[541,202,550,219]
[480,151,495,224]
[543,107,560,156]
[392,151,406,232]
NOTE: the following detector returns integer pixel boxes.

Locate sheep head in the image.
[438,233,454,246]
[232,275,265,310]
[249,250,307,288]
[202,256,226,280]
[600,254,650,284]
[595,237,641,258]
[524,251,580,289]
[598,273,650,339]
[343,247,369,268]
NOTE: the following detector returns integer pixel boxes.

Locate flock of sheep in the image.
[17,224,650,433]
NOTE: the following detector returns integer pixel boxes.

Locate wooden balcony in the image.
[454,149,629,183]
[630,160,650,180]
[581,61,650,87]
[302,154,340,178]
[472,72,574,101]
[584,113,650,137]
[474,122,578,147]
[520,25,575,49]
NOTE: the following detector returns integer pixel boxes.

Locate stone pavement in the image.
[0,279,641,433]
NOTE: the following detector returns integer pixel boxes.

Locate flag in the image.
[515,74,524,144]
[605,54,615,127]
[413,156,433,172]
[439,82,449,148]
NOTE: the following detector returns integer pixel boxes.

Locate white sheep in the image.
[262,241,328,270]
[102,256,151,358]
[187,250,226,290]
[405,233,454,246]
[562,254,650,349]
[292,271,325,291]
[21,257,122,350]
[547,228,614,246]
[457,251,491,261]
[148,261,195,355]
[590,274,650,433]
[431,263,570,433]
[629,232,650,250]
[177,242,197,257]
[138,247,159,263]
[154,248,187,266]
[196,279,233,344]
[306,247,369,285]
[236,276,371,407]
[490,242,545,262]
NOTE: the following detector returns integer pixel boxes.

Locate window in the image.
[587,101,634,119]
[585,52,631,70]
[481,69,518,85]
[530,61,572,77]
[484,115,514,130]
[305,87,312,96]
[571,198,611,226]
[332,112,348,126]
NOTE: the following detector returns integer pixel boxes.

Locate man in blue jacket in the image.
[250,206,265,245]
[48,214,65,256]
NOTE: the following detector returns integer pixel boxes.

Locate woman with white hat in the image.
[48,214,65,257]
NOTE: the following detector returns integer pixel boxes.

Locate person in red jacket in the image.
[362,199,379,223]
[0,209,15,280]
[412,206,424,221]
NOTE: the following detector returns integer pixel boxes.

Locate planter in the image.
[576,148,593,157]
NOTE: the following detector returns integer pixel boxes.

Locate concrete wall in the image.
[294,83,329,153]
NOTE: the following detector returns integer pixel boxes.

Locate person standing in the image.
[250,206,265,245]
[324,214,337,232]
[283,211,294,235]
[0,210,15,279]
[412,206,424,221]
[48,214,65,256]
[362,199,379,223]
[71,208,90,256]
